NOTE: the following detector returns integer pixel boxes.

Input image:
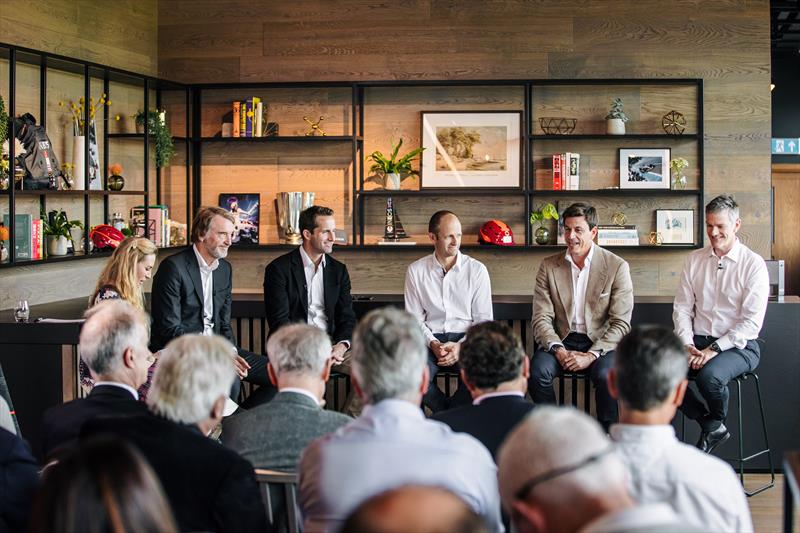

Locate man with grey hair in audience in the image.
[222,323,351,470]
[498,407,697,533]
[299,307,503,533]
[41,299,151,460]
[607,326,753,532]
[83,334,266,533]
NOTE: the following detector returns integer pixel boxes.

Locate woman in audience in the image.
[31,435,177,533]
[81,237,158,398]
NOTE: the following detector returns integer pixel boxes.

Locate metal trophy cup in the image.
[276,192,315,244]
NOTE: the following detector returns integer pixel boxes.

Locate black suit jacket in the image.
[0,428,38,532]
[83,413,267,533]
[432,394,534,459]
[150,246,235,351]
[40,384,148,460]
[263,248,356,343]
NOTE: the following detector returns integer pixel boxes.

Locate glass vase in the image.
[672,172,687,190]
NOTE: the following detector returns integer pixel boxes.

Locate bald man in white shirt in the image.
[673,194,769,453]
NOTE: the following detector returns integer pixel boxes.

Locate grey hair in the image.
[147,334,236,425]
[705,194,739,223]
[267,323,332,377]
[80,300,149,378]
[352,307,427,404]
[497,407,626,509]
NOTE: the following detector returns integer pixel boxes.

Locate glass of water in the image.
[14,300,29,323]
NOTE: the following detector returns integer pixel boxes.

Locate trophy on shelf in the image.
[276,191,315,244]
[380,197,413,244]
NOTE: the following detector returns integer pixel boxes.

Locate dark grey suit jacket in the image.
[221,390,351,472]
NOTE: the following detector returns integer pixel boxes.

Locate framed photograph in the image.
[219,193,260,245]
[619,148,671,189]
[420,111,522,188]
[656,209,694,244]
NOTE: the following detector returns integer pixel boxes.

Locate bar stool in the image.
[558,372,592,414]
[325,371,351,412]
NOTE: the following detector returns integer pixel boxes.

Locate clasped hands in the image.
[553,347,594,372]
[686,344,718,370]
[430,340,460,367]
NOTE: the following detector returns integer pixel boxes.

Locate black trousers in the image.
[231,348,277,407]
[423,332,471,413]
[528,332,618,428]
[680,335,760,431]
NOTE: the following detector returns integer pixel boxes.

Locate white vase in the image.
[385,173,401,190]
[47,235,69,256]
[70,227,84,254]
[606,118,626,135]
[72,136,86,190]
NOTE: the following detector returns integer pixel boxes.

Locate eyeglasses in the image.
[513,446,615,501]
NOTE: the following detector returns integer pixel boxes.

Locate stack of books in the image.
[232,97,267,137]
[552,152,580,190]
[597,225,639,246]
[130,205,170,247]
[3,214,44,260]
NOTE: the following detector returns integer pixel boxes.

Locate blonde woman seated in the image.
[80,236,158,398]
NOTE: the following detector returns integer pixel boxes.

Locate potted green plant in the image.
[135,110,175,167]
[42,209,83,256]
[530,202,559,245]
[605,98,629,135]
[367,139,425,190]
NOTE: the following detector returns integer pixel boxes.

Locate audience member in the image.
[498,407,698,533]
[83,334,267,533]
[405,210,493,413]
[0,396,14,434]
[0,427,38,532]
[528,202,633,431]
[30,435,177,533]
[432,321,532,459]
[608,325,753,532]
[341,485,489,533]
[299,307,503,532]
[222,323,350,470]
[673,194,769,452]
[41,300,151,460]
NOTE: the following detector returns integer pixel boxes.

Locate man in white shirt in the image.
[404,210,493,412]
[529,202,633,431]
[608,325,753,532]
[299,307,504,533]
[673,194,769,452]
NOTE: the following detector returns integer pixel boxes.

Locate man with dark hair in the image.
[405,210,493,412]
[529,202,633,431]
[432,321,532,459]
[673,194,769,452]
[608,326,753,532]
[263,205,357,403]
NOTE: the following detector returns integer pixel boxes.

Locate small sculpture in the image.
[662,110,686,135]
[303,116,327,137]
[611,212,628,226]
[648,231,663,246]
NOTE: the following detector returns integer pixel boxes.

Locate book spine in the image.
[232,101,241,138]
[255,100,263,137]
[240,101,246,137]
[245,98,254,137]
[560,153,567,190]
[552,154,561,190]
[31,219,40,260]
[570,153,580,190]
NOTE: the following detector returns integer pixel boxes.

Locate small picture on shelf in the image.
[219,194,259,245]
[619,148,670,190]
[656,209,694,244]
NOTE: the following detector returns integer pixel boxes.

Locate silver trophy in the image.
[276,192,315,244]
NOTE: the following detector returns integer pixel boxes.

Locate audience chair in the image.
[557,372,593,415]
[0,362,20,434]
[325,371,351,412]
[255,468,300,533]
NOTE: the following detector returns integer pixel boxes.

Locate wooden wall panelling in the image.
[771,164,800,296]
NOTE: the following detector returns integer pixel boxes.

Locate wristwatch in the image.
[548,344,563,355]
[710,341,722,353]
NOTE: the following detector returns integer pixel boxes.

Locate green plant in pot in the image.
[42,209,83,257]
[530,202,559,245]
[134,109,175,168]
[605,97,629,135]
[367,139,424,190]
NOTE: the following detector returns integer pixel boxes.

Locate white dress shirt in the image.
[298,399,504,532]
[472,390,524,405]
[580,503,691,533]
[280,387,323,407]
[566,243,595,334]
[299,246,328,333]
[192,244,219,336]
[94,381,139,400]
[404,252,493,345]
[610,424,753,533]
[673,239,769,351]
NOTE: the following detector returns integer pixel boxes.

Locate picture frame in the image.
[219,193,260,245]
[420,111,522,188]
[656,209,694,244]
[619,148,671,189]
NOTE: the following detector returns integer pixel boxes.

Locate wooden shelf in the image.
[199,135,361,143]
[531,133,700,140]
[358,188,526,197]
[108,133,188,140]
[529,189,702,197]
[4,190,147,196]
[0,250,113,269]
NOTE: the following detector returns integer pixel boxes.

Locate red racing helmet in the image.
[479,220,515,246]
[90,224,125,250]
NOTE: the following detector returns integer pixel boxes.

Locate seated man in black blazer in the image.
[83,334,267,533]
[0,427,38,532]
[263,205,356,406]
[41,300,151,461]
[150,206,273,402]
[432,320,533,459]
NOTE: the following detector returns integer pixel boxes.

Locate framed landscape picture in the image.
[619,148,671,189]
[656,209,694,244]
[219,193,260,245]
[420,111,522,188]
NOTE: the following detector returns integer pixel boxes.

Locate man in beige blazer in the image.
[529,202,633,430]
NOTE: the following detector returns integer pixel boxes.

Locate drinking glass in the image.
[13,300,29,323]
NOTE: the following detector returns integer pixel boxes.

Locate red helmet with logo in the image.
[90,224,125,250]
[479,220,515,246]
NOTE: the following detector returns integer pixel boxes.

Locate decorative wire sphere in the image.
[662,110,686,135]
[539,117,577,135]
[611,212,627,226]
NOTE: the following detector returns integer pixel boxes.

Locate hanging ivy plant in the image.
[135,109,175,168]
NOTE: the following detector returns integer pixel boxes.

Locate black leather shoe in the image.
[696,423,730,454]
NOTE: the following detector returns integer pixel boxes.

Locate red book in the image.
[552,154,562,190]
[560,153,567,190]
[232,101,241,138]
